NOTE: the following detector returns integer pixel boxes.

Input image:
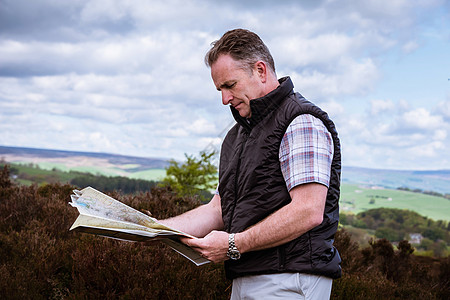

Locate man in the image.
[162,29,341,299]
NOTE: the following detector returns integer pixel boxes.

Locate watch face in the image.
[229,249,241,260]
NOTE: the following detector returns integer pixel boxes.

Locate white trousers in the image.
[230,273,332,300]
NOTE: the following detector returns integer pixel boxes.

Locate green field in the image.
[129,169,167,181]
[40,162,130,176]
[341,184,450,221]
[26,162,167,180]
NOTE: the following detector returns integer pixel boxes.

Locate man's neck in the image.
[264,73,280,95]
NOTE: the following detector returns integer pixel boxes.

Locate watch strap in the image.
[227,233,241,260]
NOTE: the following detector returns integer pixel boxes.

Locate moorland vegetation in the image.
[0,164,449,299]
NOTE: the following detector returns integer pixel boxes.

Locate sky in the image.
[1,0,450,170]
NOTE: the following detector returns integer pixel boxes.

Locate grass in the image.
[11,163,76,183]
[35,162,130,177]
[129,169,167,181]
[341,184,450,221]
[29,162,167,181]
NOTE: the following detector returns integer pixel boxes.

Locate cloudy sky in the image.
[1,0,449,170]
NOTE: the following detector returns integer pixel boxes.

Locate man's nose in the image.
[222,90,233,105]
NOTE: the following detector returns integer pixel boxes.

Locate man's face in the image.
[211,54,265,118]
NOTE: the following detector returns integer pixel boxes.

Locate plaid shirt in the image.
[279,114,334,191]
[216,114,333,195]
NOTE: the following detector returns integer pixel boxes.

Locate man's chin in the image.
[237,109,251,118]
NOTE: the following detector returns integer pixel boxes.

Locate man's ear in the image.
[254,61,267,83]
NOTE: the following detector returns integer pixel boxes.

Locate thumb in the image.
[180,237,197,247]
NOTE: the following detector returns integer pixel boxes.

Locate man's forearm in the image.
[235,183,327,253]
[176,183,327,263]
[161,194,224,238]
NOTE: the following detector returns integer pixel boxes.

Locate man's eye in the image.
[218,82,236,91]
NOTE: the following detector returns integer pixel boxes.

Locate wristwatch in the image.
[227,233,241,260]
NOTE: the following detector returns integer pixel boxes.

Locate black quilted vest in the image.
[218,77,341,279]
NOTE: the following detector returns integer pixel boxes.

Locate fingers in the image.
[175,231,231,263]
[179,237,200,249]
[179,237,192,245]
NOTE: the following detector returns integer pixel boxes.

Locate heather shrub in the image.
[332,230,449,299]
[0,166,230,299]
[0,165,449,299]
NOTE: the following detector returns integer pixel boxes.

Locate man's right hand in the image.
[181,230,229,263]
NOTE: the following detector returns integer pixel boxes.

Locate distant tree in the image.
[339,213,348,225]
[352,218,368,229]
[70,174,157,194]
[430,240,448,257]
[0,165,12,189]
[375,227,403,241]
[160,150,218,201]
[423,227,446,241]
[420,237,434,250]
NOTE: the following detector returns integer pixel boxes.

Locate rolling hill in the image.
[2,145,450,194]
[342,166,450,194]
[1,145,449,221]
[0,145,170,181]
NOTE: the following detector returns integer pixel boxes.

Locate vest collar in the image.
[230,76,294,131]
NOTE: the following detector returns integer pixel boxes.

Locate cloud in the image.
[370,99,396,115]
[0,0,82,40]
[437,100,450,120]
[398,108,444,131]
[338,99,450,169]
[0,32,213,76]
[288,57,379,100]
[0,0,449,168]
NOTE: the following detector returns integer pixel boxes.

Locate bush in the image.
[160,150,218,201]
[0,165,449,299]
[0,166,230,299]
[332,230,449,299]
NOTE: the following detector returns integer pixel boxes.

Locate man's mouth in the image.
[232,102,242,109]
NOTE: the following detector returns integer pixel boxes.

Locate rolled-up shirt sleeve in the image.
[279,114,334,191]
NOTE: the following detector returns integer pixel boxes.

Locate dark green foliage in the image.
[341,208,450,256]
[160,150,218,201]
[1,165,449,299]
[423,227,446,241]
[70,173,157,194]
[398,186,450,200]
[375,226,405,241]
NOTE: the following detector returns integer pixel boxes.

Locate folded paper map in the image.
[69,186,210,266]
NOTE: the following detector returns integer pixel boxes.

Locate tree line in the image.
[341,207,449,257]
[397,186,450,200]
